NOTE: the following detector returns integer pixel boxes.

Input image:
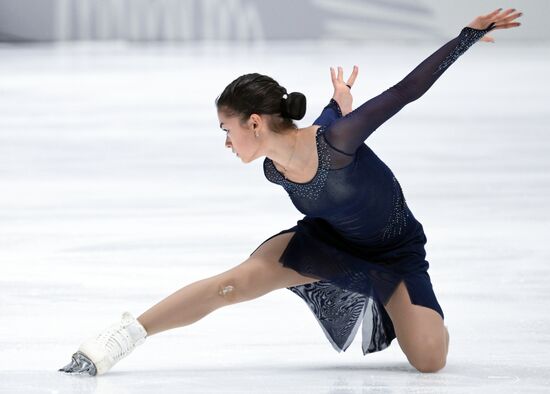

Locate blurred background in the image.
[1,1,549,393]
[1,0,549,42]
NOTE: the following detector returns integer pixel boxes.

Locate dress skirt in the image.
[249,215,444,355]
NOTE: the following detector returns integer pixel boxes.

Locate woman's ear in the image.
[249,113,262,129]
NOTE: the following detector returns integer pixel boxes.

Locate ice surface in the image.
[0,40,549,393]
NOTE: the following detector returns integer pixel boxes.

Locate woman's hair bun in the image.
[281,92,306,120]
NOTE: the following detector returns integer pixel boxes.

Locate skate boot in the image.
[59,312,148,376]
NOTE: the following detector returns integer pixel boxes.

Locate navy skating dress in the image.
[250,25,494,355]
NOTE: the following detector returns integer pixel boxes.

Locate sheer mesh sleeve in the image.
[324,24,496,157]
[313,98,343,127]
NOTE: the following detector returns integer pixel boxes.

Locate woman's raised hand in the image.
[467,8,522,43]
[330,65,358,116]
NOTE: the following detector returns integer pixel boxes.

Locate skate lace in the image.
[97,323,134,362]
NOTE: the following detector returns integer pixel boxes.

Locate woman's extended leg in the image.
[383,280,449,373]
[138,232,319,336]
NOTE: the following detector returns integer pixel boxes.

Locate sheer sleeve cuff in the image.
[434,22,496,75]
[328,98,343,117]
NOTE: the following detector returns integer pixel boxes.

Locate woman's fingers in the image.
[490,8,515,21]
[346,65,359,86]
[331,65,358,87]
[498,11,523,24]
[492,10,522,30]
[483,8,502,19]
[480,8,516,24]
[494,9,518,22]
[474,8,522,31]
[497,8,516,17]
[492,8,522,25]
[494,22,521,29]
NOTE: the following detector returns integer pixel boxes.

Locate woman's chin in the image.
[237,153,257,164]
[239,154,252,163]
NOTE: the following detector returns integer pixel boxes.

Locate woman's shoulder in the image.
[303,124,324,138]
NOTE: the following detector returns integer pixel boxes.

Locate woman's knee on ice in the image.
[407,334,447,373]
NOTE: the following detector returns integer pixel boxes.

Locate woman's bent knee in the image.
[408,338,447,373]
[412,355,446,373]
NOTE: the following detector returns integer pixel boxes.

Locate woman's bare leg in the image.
[138,232,319,336]
[383,280,449,373]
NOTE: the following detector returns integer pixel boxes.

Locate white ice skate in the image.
[59,312,148,376]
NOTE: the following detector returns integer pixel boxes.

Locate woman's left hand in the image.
[467,8,522,43]
[330,65,358,116]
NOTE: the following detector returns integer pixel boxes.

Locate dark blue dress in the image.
[250,25,494,355]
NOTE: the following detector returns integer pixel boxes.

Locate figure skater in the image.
[60,8,522,375]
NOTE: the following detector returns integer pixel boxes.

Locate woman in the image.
[60,8,522,375]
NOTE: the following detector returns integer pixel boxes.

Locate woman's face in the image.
[217,111,260,163]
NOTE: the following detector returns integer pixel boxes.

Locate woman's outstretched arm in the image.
[324,8,522,155]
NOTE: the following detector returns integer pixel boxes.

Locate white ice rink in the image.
[1,39,549,393]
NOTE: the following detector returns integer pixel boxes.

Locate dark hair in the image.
[215,73,306,133]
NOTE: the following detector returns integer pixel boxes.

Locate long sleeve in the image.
[313,98,343,127]
[324,24,496,156]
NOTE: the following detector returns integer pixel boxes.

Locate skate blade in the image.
[58,351,98,376]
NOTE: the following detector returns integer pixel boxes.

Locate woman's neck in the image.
[265,126,316,174]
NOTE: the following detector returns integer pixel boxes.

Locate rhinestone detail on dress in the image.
[434,23,496,75]
[263,126,331,200]
[381,176,411,241]
[328,98,343,117]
